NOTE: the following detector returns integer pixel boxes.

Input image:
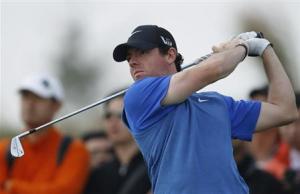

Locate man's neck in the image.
[24,125,53,143]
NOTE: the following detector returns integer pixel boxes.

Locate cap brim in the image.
[19,87,49,98]
[113,41,157,62]
[18,87,61,102]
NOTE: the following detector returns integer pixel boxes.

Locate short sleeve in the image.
[123,76,175,133]
[221,95,261,141]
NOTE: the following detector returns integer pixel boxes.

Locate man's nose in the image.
[129,56,139,67]
[23,97,35,106]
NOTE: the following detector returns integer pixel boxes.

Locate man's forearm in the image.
[214,45,247,79]
[163,45,246,105]
[263,46,298,119]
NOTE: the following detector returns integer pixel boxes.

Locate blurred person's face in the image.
[21,90,61,129]
[85,137,113,169]
[279,108,300,150]
[251,94,267,102]
[104,97,133,145]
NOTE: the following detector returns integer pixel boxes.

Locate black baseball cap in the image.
[113,25,177,62]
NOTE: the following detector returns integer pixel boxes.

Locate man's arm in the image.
[162,40,247,105]
[255,46,298,132]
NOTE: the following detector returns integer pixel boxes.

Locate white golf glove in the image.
[235,31,271,56]
[245,38,271,56]
[235,31,260,40]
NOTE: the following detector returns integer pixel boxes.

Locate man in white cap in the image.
[0,73,90,194]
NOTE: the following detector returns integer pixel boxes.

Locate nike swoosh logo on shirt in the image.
[198,98,209,103]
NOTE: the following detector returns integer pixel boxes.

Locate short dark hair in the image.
[249,85,268,99]
[158,46,184,72]
[82,131,107,142]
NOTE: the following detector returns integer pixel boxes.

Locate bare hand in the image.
[212,39,246,53]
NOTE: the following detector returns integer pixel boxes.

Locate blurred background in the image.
[1,0,300,137]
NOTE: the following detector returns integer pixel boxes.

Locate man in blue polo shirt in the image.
[112,25,298,194]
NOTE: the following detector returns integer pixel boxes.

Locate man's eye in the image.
[126,56,131,62]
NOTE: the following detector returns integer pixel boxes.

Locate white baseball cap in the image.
[18,73,64,102]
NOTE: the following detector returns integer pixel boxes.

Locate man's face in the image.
[85,137,113,169]
[104,97,133,145]
[279,108,300,150]
[21,90,60,129]
[127,47,177,80]
[251,94,267,102]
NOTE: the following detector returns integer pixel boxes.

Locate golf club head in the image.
[11,136,24,157]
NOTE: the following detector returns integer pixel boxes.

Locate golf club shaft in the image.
[18,53,213,139]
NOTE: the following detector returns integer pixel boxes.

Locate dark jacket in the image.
[238,155,285,194]
[84,151,151,194]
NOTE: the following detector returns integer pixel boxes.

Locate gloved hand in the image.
[234,31,263,40]
[245,38,271,56]
[213,31,271,57]
[234,31,271,56]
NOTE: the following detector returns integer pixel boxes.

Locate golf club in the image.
[10,30,265,158]
[10,53,213,158]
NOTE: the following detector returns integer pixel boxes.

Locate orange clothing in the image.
[274,142,290,167]
[264,142,290,180]
[0,127,90,194]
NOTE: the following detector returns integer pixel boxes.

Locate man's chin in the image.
[134,76,147,81]
[112,139,128,146]
[23,121,46,130]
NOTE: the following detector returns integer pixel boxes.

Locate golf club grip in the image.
[256,32,264,38]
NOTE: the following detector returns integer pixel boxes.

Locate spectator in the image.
[0,73,90,194]
[280,93,300,194]
[83,131,114,169]
[84,89,151,194]
[83,130,114,194]
[233,140,285,194]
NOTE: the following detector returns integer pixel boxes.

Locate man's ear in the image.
[166,47,177,64]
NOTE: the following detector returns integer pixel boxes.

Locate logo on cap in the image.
[160,36,173,47]
[130,30,142,37]
[42,79,50,88]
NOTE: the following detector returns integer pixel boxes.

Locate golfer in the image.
[113,25,298,194]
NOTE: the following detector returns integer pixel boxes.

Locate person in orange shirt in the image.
[0,73,90,194]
